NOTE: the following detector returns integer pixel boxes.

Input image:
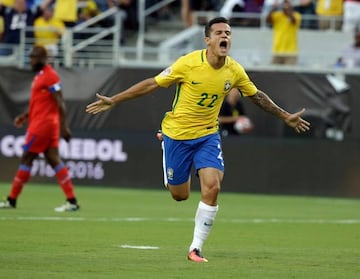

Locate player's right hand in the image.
[85,93,114,114]
[14,114,27,128]
[284,108,310,133]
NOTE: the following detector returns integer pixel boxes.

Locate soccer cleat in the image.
[0,200,15,209]
[54,201,80,212]
[187,249,208,263]
[0,197,16,209]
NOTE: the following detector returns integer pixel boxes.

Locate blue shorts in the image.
[161,133,224,186]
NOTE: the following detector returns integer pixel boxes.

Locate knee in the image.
[202,183,221,205]
[167,181,190,201]
[207,183,221,196]
[171,192,189,202]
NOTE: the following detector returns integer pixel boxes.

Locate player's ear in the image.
[204,36,210,46]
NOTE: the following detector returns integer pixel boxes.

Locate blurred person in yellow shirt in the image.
[316,0,343,30]
[53,0,78,27]
[0,0,11,42]
[34,5,65,57]
[0,16,3,41]
[78,0,99,21]
[0,0,9,42]
[266,0,301,65]
[0,0,52,55]
[1,0,15,7]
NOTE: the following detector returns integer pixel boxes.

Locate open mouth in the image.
[220,41,227,50]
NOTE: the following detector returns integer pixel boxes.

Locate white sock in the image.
[189,201,219,252]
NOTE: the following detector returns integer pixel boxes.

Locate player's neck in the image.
[206,51,226,69]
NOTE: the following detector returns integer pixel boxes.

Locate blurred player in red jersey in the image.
[0,46,80,212]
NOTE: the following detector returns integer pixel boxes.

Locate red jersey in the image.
[28,64,62,137]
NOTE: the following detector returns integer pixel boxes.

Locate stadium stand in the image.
[0,0,356,72]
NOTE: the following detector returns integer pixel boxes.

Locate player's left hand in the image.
[61,126,72,142]
[284,108,310,133]
[85,93,114,114]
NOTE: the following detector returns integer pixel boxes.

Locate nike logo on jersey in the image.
[191,81,202,85]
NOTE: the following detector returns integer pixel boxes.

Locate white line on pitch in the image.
[119,244,160,250]
[0,216,360,224]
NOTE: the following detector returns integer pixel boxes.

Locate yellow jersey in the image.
[81,0,100,18]
[155,49,257,140]
[1,0,15,7]
[34,17,65,46]
[271,11,301,55]
[54,0,78,23]
[0,17,3,34]
[316,0,343,16]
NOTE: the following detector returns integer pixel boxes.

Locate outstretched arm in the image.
[85,78,160,114]
[248,90,310,133]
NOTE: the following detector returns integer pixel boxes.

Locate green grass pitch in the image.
[0,183,359,278]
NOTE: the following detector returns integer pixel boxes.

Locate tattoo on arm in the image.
[249,90,289,119]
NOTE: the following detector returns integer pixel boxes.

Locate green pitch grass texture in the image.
[0,183,359,278]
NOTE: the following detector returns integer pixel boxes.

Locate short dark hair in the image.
[30,45,48,59]
[205,17,230,37]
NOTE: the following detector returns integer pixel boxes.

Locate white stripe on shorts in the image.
[161,141,168,188]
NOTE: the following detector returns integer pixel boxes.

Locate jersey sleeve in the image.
[272,11,281,21]
[233,63,258,97]
[154,55,189,88]
[294,13,302,28]
[46,69,62,94]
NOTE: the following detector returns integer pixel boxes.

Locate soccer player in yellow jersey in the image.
[86,17,310,263]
